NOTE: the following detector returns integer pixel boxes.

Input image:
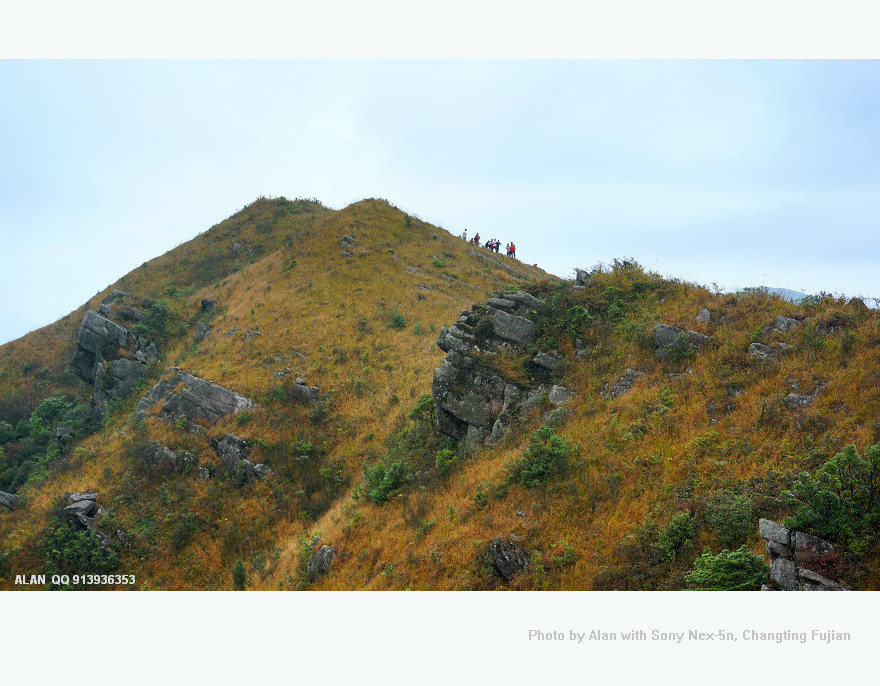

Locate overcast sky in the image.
[1,59,879,344]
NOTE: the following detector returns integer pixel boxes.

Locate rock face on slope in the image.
[69,308,159,420]
[432,291,567,444]
[759,519,847,591]
[136,367,255,425]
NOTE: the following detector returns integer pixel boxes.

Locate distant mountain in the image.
[760,286,808,303]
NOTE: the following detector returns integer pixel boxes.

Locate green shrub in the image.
[509,426,571,487]
[232,559,247,590]
[662,332,696,364]
[364,459,410,504]
[656,512,697,561]
[42,518,120,589]
[435,448,457,476]
[685,546,767,591]
[388,310,407,329]
[783,443,880,546]
[705,491,754,549]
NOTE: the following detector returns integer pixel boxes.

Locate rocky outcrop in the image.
[210,433,272,481]
[432,291,559,444]
[290,378,318,405]
[748,342,778,361]
[69,309,158,420]
[773,315,803,332]
[759,519,847,591]
[784,382,824,410]
[602,368,642,399]
[489,536,531,582]
[195,322,212,343]
[61,492,112,546]
[0,490,17,511]
[307,545,337,577]
[136,368,255,425]
[652,324,711,357]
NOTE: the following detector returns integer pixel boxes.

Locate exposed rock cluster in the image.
[70,308,159,420]
[489,535,531,582]
[63,491,112,547]
[759,519,847,591]
[210,433,273,481]
[432,291,573,444]
[136,367,255,425]
[0,490,17,511]
[307,544,338,577]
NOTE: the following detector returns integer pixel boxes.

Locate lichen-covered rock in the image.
[290,379,318,404]
[137,368,255,424]
[489,536,531,582]
[63,499,97,517]
[773,315,803,332]
[432,291,553,444]
[696,308,711,323]
[67,491,98,503]
[759,518,791,546]
[652,324,686,349]
[213,433,251,468]
[749,343,778,361]
[307,545,338,577]
[0,490,17,511]
[548,385,575,406]
[491,309,535,345]
[532,351,562,371]
[195,322,212,343]
[602,368,642,399]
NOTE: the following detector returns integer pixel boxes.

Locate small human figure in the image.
[494,239,500,253]
[462,229,467,241]
[510,242,516,259]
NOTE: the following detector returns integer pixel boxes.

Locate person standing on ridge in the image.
[510,242,516,259]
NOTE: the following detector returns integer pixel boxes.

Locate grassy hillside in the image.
[2,197,879,591]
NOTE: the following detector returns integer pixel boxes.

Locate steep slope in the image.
[2,199,879,592]
[0,197,552,589]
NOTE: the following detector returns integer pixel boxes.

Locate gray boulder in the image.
[342,235,354,243]
[532,351,562,371]
[759,518,791,546]
[602,368,642,399]
[254,464,273,480]
[548,385,575,406]
[799,567,847,591]
[196,467,211,482]
[653,324,686,349]
[749,343,778,361]
[290,379,318,404]
[67,491,98,503]
[201,298,217,311]
[98,303,116,319]
[486,297,517,311]
[64,499,97,517]
[106,358,148,400]
[0,491,17,511]
[773,315,803,332]
[70,310,130,384]
[769,556,799,591]
[102,288,130,304]
[491,310,535,345]
[214,434,251,468]
[137,368,255,424]
[501,291,548,315]
[196,322,212,343]
[696,308,711,323]
[785,393,814,409]
[489,536,531,582]
[55,426,73,439]
[307,545,338,577]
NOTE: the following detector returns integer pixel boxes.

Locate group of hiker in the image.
[461,229,516,259]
